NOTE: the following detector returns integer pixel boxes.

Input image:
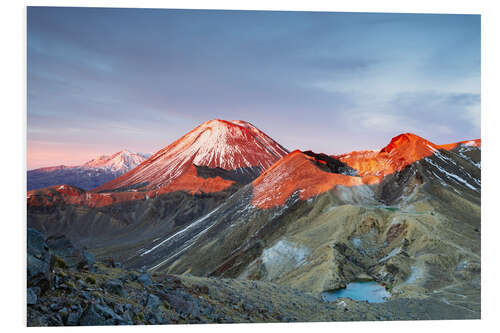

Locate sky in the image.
[27,7,480,169]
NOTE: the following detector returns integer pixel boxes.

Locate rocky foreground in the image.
[27,228,479,326]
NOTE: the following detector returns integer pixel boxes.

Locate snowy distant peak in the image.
[82,150,149,172]
[95,119,289,192]
[27,150,151,191]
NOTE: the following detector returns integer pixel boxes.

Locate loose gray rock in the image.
[137,273,153,286]
[78,250,96,270]
[164,289,200,318]
[95,303,124,322]
[146,294,161,312]
[27,228,48,258]
[79,304,107,326]
[103,279,127,297]
[153,310,170,324]
[27,254,51,290]
[66,304,83,326]
[27,228,52,291]
[27,288,37,305]
[45,234,96,271]
[121,310,133,324]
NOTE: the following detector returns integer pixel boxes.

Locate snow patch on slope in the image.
[424,157,479,192]
[261,239,310,280]
[97,120,288,191]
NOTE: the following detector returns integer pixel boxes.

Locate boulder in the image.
[27,228,52,292]
[94,303,124,322]
[103,279,127,297]
[46,235,75,258]
[27,288,37,305]
[27,228,49,259]
[79,304,108,326]
[145,294,161,312]
[163,289,200,318]
[66,304,83,326]
[78,250,96,270]
[46,234,95,270]
[137,273,153,286]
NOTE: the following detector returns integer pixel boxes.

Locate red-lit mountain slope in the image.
[252,151,364,209]
[438,139,481,151]
[251,133,481,208]
[27,164,237,208]
[94,119,288,193]
[335,133,440,181]
[337,135,481,180]
[150,136,480,307]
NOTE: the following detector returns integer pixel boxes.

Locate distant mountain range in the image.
[27,150,150,191]
[27,119,481,321]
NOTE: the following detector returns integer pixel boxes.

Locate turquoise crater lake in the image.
[321,281,391,303]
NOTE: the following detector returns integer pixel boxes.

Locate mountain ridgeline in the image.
[28,150,150,191]
[27,120,481,324]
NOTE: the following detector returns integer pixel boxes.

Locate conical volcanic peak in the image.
[94,119,289,192]
[229,120,289,159]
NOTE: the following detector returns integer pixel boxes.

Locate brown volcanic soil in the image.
[27,184,241,259]
[147,145,480,317]
[28,261,479,326]
[27,140,481,323]
[27,225,479,327]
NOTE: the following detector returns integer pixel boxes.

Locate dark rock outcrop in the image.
[79,304,109,326]
[46,234,96,270]
[27,228,52,293]
[103,279,127,297]
[27,288,38,305]
[302,151,358,176]
[137,273,153,286]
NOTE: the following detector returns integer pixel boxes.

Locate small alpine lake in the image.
[321,281,391,303]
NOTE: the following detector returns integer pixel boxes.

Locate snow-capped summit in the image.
[27,150,150,191]
[82,150,150,172]
[168,119,288,170]
[95,119,289,192]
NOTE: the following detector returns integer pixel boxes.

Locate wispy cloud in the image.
[27,8,480,167]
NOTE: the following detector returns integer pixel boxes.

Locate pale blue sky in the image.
[27,7,480,169]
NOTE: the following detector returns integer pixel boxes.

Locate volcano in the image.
[133,133,479,313]
[27,119,291,252]
[28,119,289,211]
[94,119,288,193]
[26,121,482,324]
